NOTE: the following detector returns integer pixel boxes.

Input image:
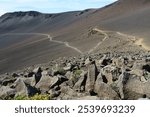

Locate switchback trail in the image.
[1,33,83,54]
[88,28,149,53]
[88,28,109,53]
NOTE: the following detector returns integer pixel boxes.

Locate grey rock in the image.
[49,76,59,89]
[42,70,48,77]
[142,64,150,72]
[20,77,36,87]
[15,78,38,97]
[101,65,113,85]
[97,54,106,67]
[50,75,68,89]
[24,69,35,77]
[35,76,52,93]
[65,71,74,87]
[144,71,150,80]
[12,73,20,78]
[0,86,16,99]
[140,76,147,83]
[112,57,124,68]
[96,72,104,83]
[101,57,112,66]
[14,79,28,97]
[47,68,55,76]
[63,63,72,71]
[101,65,120,84]
[130,69,143,77]
[33,67,42,84]
[85,57,91,65]
[65,71,73,80]
[116,68,130,99]
[33,67,42,73]
[95,72,120,100]
[85,61,98,94]
[60,86,77,99]
[1,78,17,86]
[74,71,87,92]
[27,72,35,77]
[0,52,150,100]
[132,60,146,70]
[124,77,150,99]
[48,89,61,98]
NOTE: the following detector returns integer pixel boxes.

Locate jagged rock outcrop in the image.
[124,77,150,99]
[85,61,98,95]
[74,71,87,92]
[94,73,120,100]
[35,75,52,93]
[14,78,38,97]
[0,51,150,100]
[0,86,16,99]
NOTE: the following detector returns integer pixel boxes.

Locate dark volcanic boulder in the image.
[115,70,130,99]
[94,75,120,100]
[14,79,28,97]
[35,76,52,93]
[33,67,42,84]
[22,76,36,87]
[124,77,150,99]
[14,78,38,97]
[59,86,85,100]
[48,89,61,98]
[101,65,120,85]
[1,77,17,86]
[0,86,16,99]
[50,75,68,89]
[74,71,87,92]
[112,57,124,68]
[85,61,98,94]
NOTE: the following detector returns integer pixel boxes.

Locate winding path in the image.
[2,28,138,55]
[1,33,83,54]
[116,32,136,41]
[88,28,109,53]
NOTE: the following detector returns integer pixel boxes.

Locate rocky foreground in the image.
[0,51,150,100]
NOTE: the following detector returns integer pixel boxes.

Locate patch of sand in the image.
[135,38,150,50]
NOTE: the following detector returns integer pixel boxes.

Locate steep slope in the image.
[0,10,96,73]
[46,0,150,49]
[57,0,150,42]
[0,0,150,74]
[85,0,150,45]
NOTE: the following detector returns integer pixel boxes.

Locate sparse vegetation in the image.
[71,69,82,85]
[14,94,50,100]
[28,94,50,100]
[14,95,28,100]
[56,67,66,75]
[73,69,82,79]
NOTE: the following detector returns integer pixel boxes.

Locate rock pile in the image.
[0,51,150,100]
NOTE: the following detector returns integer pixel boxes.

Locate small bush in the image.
[29,94,50,100]
[73,70,82,79]
[14,94,50,100]
[14,95,28,100]
[71,70,82,86]
[58,67,66,75]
